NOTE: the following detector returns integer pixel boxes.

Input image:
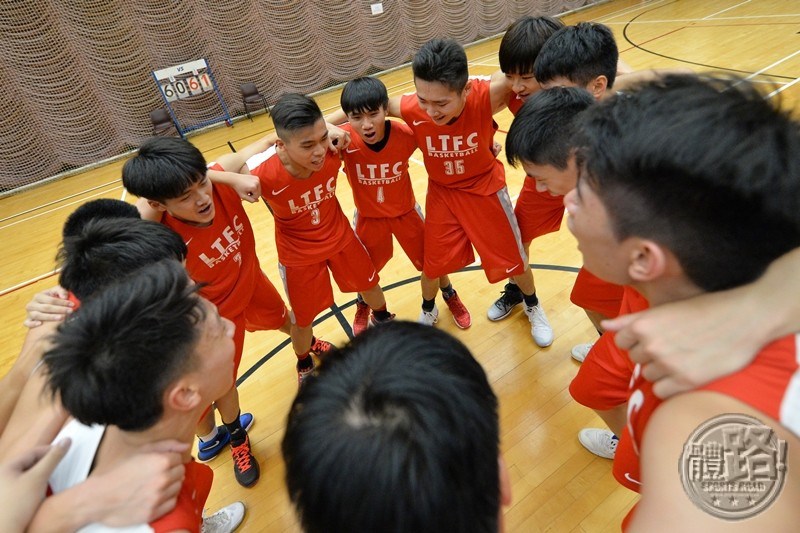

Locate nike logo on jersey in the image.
[345,148,360,153]
[413,120,428,126]
[505,265,519,274]
[185,238,193,246]
[368,271,376,282]
[272,185,291,195]
[624,473,642,485]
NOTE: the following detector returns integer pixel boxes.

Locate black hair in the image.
[341,77,389,116]
[412,39,469,93]
[498,16,564,75]
[122,137,207,203]
[44,260,204,431]
[576,74,800,292]
[271,93,324,140]
[62,199,140,239]
[283,321,500,533]
[506,87,595,170]
[534,22,618,89]
[57,218,187,300]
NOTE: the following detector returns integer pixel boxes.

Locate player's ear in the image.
[589,75,608,99]
[165,379,202,412]
[461,79,473,98]
[628,238,667,282]
[147,199,168,213]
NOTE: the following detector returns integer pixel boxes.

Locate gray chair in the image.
[240,83,269,121]
[150,109,178,136]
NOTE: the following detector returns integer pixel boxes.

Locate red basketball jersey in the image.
[161,169,261,319]
[614,333,800,493]
[400,78,504,196]
[340,120,418,218]
[247,148,352,266]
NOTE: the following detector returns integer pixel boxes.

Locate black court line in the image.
[236,262,580,385]
[622,2,797,81]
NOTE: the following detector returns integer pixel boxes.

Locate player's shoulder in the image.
[392,118,414,135]
[245,145,279,173]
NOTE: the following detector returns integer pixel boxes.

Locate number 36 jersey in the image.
[247,148,352,266]
[400,77,505,196]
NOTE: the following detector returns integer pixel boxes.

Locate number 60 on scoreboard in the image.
[153,59,214,102]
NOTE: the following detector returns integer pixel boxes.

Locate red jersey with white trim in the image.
[340,120,418,218]
[614,333,800,493]
[161,166,260,319]
[247,148,352,266]
[400,78,504,196]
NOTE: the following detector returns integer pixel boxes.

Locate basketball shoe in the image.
[352,300,371,336]
[487,282,523,321]
[524,303,554,347]
[444,290,471,328]
[418,305,439,326]
[197,413,254,462]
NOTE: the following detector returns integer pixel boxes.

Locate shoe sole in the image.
[452,316,471,329]
[487,302,521,321]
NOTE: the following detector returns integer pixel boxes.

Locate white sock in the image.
[199,426,219,443]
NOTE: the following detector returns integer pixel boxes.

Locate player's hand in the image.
[24,286,73,328]
[602,290,761,399]
[91,439,188,527]
[2,440,72,533]
[230,173,262,203]
[327,123,350,152]
[1,411,72,533]
[492,141,503,157]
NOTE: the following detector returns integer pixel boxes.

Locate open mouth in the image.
[363,131,376,140]
[198,204,212,216]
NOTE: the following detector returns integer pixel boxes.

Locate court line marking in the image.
[743,49,800,82]
[0,180,122,224]
[703,0,751,20]
[0,269,60,297]
[605,14,800,24]
[597,0,669,23]
[766,77,800,98]
[236,262,580,385]
[0,186,123,232]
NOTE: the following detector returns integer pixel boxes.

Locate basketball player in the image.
[338,76,463,330]
[569,74,800,530]
[44,260,247,533]
[330,39,553,345]
[283,321,510,533]
[123,138,300,486]
[217,93,393,383]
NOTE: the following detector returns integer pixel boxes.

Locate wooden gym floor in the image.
[0,0,798,530]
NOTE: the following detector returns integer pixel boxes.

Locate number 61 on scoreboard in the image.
[153,59,214,102]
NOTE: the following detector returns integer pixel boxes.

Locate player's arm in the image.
[0,323,56,434]
[616,58,634,75]
[630,392,796,532]
[611,68,694,95]
[135,197,163,222]
[207,169,261,203]
[214,133,279,174]
[603,247,800,398]
[1,409,71,533]
[488,69,514,115]
[27,440,188,533]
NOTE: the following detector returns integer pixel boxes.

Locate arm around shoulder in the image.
[630,392,799,532]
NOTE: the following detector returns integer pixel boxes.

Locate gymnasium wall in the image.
[0,0,598,192]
